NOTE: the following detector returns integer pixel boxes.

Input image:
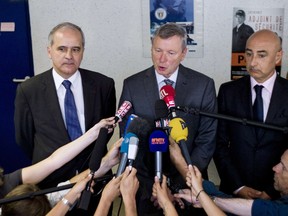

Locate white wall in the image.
[29,0,288,100]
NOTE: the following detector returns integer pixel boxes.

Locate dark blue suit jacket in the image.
[214,75,288,198]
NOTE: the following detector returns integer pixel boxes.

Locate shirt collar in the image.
[250,71,277,94]
[155,68,178,86]
[53,69,80,90]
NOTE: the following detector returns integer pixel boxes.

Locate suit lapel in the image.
[266,77,284,123]
[42,70,68,135]
[144,67,159,117]
[174,65,190,106]
[79,69,97,130]
[240,76,253,120]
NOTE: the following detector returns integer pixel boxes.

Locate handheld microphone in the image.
[127,134,139,168]
[155,99,170,133]
[78,127,108,210]
[114,100,132,123]
[160,85,176,117]
[149,130,169,182]
[168,117,192,165]
[123,114,138,136]
[115,132,134,177]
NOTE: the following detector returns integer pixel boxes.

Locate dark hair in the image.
[2,184,51,216]
[236,10,245,17]
[152,23,187,50]
[48,22,85,47]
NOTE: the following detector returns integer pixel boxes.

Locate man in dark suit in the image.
[232,9,254,53]
[214,29,288,201]
[118,23,217,215]
[14,22,116,215]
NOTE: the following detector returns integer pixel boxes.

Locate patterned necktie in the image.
[62,80,82,140]
[164,79,174,86]
[253,85,264,122]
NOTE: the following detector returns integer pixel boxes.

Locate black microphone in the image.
[155,99,170,133]
[78,127,108,210]
[123,114,138,136]
[125,116,152,144]
[149,130,169,182]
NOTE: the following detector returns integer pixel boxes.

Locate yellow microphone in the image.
[169,118,192,165]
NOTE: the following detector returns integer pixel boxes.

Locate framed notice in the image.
[142,0,204,58]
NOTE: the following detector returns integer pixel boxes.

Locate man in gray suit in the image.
[118,23,217,215]
[14,22,116,215]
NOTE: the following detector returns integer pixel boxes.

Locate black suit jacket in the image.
[118,64,217,215]
[14,68,116,187]
[214,75,288,198]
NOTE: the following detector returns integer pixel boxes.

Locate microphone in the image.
[123,114,138,136]
[127,134,139,168]
[160,85,176,117]
[168,117,192,165]
[115,101,132,123]
[78,127,108,210]
[155,99,170,133]
[149,130,169,182]
[115,132,134,177]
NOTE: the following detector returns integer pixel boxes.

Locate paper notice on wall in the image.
[230,8,284,80]
[0,22,15,32]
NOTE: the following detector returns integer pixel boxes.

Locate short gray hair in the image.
[152,23,187,50]
[48,22,85,47]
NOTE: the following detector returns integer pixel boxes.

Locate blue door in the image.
[0,0,34,173]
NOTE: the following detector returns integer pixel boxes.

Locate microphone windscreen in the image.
[115,101,132,123]
[155,100,169,119]
[123,114,138,136]
[127,135,139,160]
[168,118,188,142]
[89,128,108,172]
[149,130,169,152]
[160,85,176,109]
[125,116,152,144]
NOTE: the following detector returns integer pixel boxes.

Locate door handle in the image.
[13,76,30,83]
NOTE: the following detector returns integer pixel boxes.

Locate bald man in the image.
[214,30,288,200]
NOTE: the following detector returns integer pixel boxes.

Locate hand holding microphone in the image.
[79,101,132,210]
[116,132,133,177]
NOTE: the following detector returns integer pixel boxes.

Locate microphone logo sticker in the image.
[151,138,165,145]
[160,89,168,99]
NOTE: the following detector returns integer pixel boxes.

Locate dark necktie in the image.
[253,85,264,122]
[62,80,82,140]
[164,79,174,86]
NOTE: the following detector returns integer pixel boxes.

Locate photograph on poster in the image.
[231,7,284,80]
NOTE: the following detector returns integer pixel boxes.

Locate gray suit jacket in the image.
[14,68,116,187]
[119,64,217,177]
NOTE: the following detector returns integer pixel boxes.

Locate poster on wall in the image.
[231,7,284,80]
[141,0,204,58]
